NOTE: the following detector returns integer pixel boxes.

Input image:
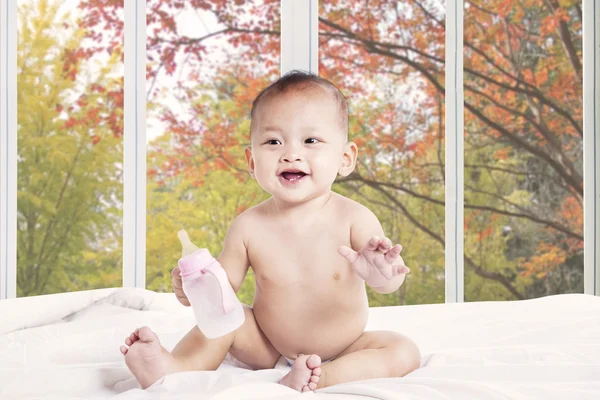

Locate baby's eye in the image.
[305,138,320,144]
[265,139,281,145]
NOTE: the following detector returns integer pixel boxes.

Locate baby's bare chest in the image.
[247,222,353,286]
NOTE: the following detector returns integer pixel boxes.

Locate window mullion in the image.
[281,0,318,75]
[445,0,464,303]
[0,0,17,300]
[123,0,147,288]
[583,0,599,296]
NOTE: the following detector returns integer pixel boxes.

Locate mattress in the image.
[0,287,599,399]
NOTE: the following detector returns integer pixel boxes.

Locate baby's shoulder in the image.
[228,200,268,233]
[331,192,379,223]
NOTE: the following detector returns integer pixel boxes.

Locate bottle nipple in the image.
[178,230,200,257]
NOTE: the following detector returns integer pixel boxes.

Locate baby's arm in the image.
[216,215,251,293]
[341,205,409,294]
[171,215,250,305]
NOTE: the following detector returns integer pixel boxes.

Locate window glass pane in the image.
[145,1,280,304]
[320,0,446,305]
[17,0,124,296]
[464,1,583,300]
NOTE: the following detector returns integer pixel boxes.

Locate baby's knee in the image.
[388,335,421,377]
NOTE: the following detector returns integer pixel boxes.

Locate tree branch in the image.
[340,173,583,241]
[347,177,525,299]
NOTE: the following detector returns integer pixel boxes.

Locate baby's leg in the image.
[315,331,420,389]
[120,305,280,389]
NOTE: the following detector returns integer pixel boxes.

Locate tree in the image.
[17,0,123,296]
[81,0,583,302]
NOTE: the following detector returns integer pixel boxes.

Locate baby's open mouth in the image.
[280,171,307,182]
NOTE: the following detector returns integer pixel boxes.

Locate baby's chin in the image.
[270,189,334,205]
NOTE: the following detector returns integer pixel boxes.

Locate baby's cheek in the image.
[313,156,340,178]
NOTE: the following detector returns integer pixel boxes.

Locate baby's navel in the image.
[333,272,341,280]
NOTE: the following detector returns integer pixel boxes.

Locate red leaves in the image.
[64,117,78,129]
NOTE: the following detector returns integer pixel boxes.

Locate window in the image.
[320,0,446,305]
[463,1,583,300]
[1,0,597,301]
[15,0,123,296]
[144,1,280,305]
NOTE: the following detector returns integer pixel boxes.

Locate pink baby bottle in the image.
[177,230,245,338]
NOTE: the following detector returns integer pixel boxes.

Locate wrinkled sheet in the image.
[1,287,599,399]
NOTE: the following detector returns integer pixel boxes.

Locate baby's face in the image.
[246,90,355,204]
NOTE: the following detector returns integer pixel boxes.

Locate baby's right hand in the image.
[171,266,191,307]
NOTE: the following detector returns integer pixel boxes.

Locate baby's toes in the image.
[308,381,318,391]
[306,354,321,369]
[301,385,311,392]
[312,367,322,377]
[119,345,128,355]
[310,375,319,384]
[136,326,157,342]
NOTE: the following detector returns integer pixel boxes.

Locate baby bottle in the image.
[177,230,245,339]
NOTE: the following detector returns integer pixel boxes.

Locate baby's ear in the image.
[338,141,358,177]
[244,146,256,179]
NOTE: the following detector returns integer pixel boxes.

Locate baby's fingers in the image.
[384,244,402,263]
[171,267,183,291]
[364,236,382,252]
[394,265,410,275]
[377,237,393,253]
[338,245,359,264]
[171,267,191,307]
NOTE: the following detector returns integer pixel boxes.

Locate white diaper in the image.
[222,352,332,371]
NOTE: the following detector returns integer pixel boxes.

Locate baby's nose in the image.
[282,153,303,162]
[281,147,304,162]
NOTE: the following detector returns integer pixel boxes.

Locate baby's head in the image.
[245,70,357,203]
[249,70,349,139]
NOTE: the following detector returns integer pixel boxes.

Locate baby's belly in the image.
[252,285,369,361]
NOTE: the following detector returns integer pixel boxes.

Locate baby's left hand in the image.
[338,236,410,288]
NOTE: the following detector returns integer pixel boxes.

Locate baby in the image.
[120,70,421,392]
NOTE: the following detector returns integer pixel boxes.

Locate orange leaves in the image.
[494,148,510,160]
[476,225,494,242]
[540,9,570,36]
[496,0,514,18]
[520,242,567,278]
[560,196,583,232]
[464,210,500,243]
[535,68,549,87]
[214,158,228,170]
[236,204,249,215]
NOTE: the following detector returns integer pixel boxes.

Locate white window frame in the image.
[1,0,598,299]
[0,0,17,299]
[445,0,465,302]
[281,0,318,75]
[583,0,600,295]
[122,0,147,288]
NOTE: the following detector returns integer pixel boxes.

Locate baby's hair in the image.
[250,70,349,136]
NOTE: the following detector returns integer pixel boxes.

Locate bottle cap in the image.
[178,230,200,257]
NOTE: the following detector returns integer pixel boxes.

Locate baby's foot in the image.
[279,354,322,392]
[119,326,179,389]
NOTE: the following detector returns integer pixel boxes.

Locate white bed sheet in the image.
[0,287,599,400]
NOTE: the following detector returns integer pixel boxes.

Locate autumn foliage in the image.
[17,0,580,302]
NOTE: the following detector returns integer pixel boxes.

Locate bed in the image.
[1,287,599,399]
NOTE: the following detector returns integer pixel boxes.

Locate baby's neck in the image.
[269,191,333,219]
